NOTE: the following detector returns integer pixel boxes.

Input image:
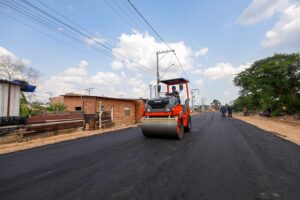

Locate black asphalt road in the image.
[0,112,300,200]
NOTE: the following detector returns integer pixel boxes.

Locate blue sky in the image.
[1,0,300,105]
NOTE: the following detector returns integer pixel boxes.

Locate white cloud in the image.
[0,46,35,82]
[63,60,88,77]
[238,0,289,25]
[195,79,204,86]
[90,71,120,85]
[239,0,300,48]
[204,62,249,80]
[193,68,203,75]
[111,61,124,70]
[41,61,89,96]
[111,31,195,79]
[0,47,16,58]
[194,48,208,57]
[40,60,150,99]
[262,4,300,48]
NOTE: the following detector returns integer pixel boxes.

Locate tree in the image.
[1,53,41,115]
[47,103,67,112]
[233,53,300,114]
[0,54,39,82]
[211,99,221,110]
[20,93,46,115]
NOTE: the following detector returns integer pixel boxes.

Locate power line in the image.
[126,0,190,81]
[1,0,110,54]
[173,52,190,80]
[127,0,172,51]
[120,0,150,31]
[0,10,113,63]
[0,0,114,62]
[1,0,156,76]
[34,0,153,74]
[103,0,138,31]
[107,0,161,53]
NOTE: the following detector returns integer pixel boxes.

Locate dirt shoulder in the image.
[0,125,139,155]
[235,114,300,145]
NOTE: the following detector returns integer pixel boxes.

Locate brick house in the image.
[51,94,145,127]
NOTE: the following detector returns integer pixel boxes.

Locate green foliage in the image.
[211,99,221,110]
[19,94,66,116]
[20,93,29,116]
[47,103,67,112]
[20,93,46,116]
[233,53,300,115]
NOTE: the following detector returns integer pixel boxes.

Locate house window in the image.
[124,106,130,116]
[100,106,105,112]
[75,106,81,111]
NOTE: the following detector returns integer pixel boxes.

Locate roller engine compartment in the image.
[145,96,179,113]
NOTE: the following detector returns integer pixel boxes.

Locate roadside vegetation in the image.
[20,93,66,115]
[233,53,300,116]
[0,54,67,116]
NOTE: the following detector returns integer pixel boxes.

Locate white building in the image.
[0,80,21,117]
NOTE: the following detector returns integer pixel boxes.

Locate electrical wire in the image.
[1,0,156,76]
[127,0,172,51]
[103,0,138,31]
[0,0,113,60]
[0,10,113,63]
[126,0,190,80]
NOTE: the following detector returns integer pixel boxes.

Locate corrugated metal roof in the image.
[62,93,144,102]
[0,79,20,86]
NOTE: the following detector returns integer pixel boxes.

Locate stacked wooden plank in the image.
[25,113,84,135]
[100,111,114,128]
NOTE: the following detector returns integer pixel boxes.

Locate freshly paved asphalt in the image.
[0,112,300,200]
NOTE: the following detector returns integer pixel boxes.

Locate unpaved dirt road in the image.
[0,112,299,200]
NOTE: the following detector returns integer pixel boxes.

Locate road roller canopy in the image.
[159,78,190,99]
[160,78,189,85]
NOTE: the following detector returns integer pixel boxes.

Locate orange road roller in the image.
[141,78,191,139]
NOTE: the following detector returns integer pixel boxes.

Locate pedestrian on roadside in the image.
[227,106,233,118]
[220,106,227,119]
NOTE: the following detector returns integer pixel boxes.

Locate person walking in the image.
[227,106,233,118]
[220,106,227,119]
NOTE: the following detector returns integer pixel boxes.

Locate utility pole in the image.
[201,97,207,112]
[191,89,199,111]
[156,49,175,97]
[85,88,94,96]
[149,84,152,98]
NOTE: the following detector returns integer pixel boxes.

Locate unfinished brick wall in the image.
[53,95,143,127]
[96,99,136,127]
[63,96,96,114]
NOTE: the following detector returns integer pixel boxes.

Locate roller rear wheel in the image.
[176,119,184,140]
[184,116,192,132]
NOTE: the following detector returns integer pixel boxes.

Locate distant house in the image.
[0,79,21,117]
[51,93,145,127]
